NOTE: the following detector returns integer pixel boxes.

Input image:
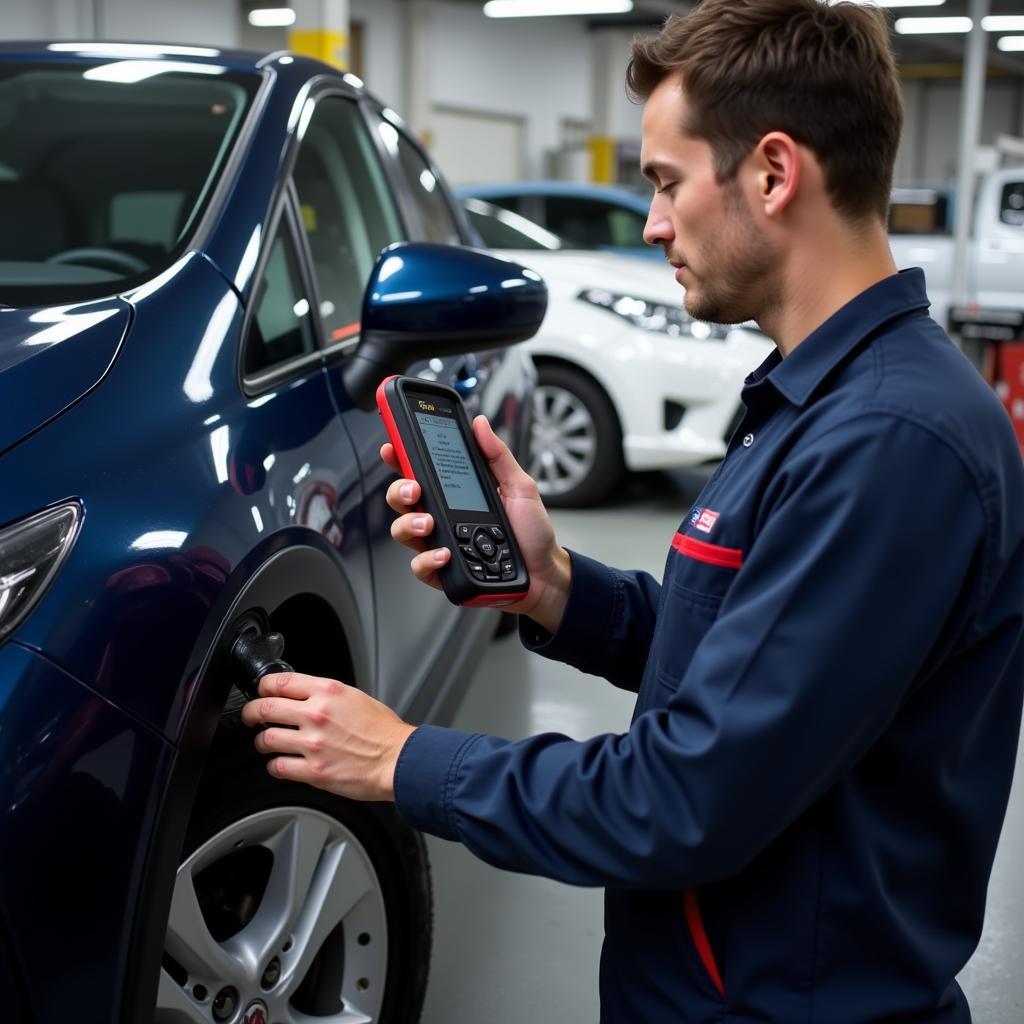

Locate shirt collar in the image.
[744,268,931,409]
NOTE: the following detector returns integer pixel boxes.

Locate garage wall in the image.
[426,0,591,181]
[0,0,239,47]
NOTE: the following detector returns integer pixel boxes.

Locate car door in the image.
[286,90,468,713]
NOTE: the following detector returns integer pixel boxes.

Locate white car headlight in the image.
[0,502,82,644]
[577,288,731,341]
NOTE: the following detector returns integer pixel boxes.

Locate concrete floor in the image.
[419,467,1024,1024]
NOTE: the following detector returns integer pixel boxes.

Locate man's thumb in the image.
[472,415,534,496]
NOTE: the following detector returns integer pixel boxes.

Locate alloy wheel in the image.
[528,383,598,496]
[156,806,388,1023]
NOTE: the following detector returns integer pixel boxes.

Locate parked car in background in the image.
[888,168,1024,448]
[457,180,661,261]
[0,42,544,1024]
[463,197,773,506]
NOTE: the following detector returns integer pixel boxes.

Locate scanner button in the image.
[459,544,478,560]
[484,573,501,582]
[500,561,514,575]
[497,545,511,560]
[456,524,472,541]
[468,563,486,578]
[489,527,505,541]
[473,532,497,559]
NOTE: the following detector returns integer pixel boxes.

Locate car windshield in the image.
[0,59,259,305]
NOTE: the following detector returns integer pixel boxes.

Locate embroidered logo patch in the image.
[694,508,720,534]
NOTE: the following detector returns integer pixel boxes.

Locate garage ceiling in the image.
[439,0,1024,78]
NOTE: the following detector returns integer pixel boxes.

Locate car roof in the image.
[0,41,340,77]
[455,180,651,212]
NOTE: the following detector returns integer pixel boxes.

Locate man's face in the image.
[640,77,779,326]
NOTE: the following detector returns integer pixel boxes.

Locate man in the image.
[242,1,1024,1019]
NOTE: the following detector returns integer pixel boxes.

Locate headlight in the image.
[0,502,82,644]
[577,288,731,341]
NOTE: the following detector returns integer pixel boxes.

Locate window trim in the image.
[239,185,325,397]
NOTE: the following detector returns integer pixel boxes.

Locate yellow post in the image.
[588,136,616,184]
[288,0,350,70]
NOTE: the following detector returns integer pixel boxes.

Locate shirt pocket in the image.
[647,533,744,692]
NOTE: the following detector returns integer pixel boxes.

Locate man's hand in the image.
[381,414,572,634]
[240,672,416,802]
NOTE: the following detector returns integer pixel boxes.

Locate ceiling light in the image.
[983,16,1024,32]
[248,7,296,27]
[483,0,633,17]
[839,1,946,7]
[894,16,972,33]
[997,35,1024,50]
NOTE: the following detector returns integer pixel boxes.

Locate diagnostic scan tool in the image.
[377,375,529,607]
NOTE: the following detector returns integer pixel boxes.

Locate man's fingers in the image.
[386,477,422,513]
[411,547,449,588]
[473,416,538,498]
[390,511,433,549]
[254,726,307,756]
[240,695,305,728]
[380,442,401,473]
[257,671,319,698]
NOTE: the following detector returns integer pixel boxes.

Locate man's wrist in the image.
[530,546,573,634]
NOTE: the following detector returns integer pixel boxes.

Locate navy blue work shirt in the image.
[394,269,1024,1023]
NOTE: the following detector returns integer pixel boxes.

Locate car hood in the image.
[0,298,131,455]
[492,248,680,304]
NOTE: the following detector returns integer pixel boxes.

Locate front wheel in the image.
[527,364,624,507]
[156,747,431,1024]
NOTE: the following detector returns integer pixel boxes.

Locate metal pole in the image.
[951,0,989,307]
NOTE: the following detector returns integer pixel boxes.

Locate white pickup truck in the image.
[888,166,1024,334]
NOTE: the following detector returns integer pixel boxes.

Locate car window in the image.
[999,181,1024,227]
[382,121,462,245]
[244,218,317,376]
[543,195,647,249]
[461,198,561,250]
[292,96,404,344]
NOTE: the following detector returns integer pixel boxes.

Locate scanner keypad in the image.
[455,522,519,582]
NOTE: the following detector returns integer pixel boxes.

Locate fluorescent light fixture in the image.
[484,0,633,17]
[997,35,1024,50]
[49,42,220,57]
[894,16,972,33]
[984,16,1024,32]
[248,7,296,27]
[838,1,945,6]
[83,60,226,83]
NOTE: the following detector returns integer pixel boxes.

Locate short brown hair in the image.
[627,0,903,224]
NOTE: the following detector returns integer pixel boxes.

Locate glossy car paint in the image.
[0,44,536,1022]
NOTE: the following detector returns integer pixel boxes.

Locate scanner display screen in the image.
[413,398,489,512]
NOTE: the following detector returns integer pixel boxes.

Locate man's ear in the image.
[754,132,800,218]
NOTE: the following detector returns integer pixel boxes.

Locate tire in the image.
[155,737,432,1024]
[528,364,624,507]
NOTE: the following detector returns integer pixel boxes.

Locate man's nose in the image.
[643,201,673,248]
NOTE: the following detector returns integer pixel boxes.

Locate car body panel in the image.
[0,298,131,456]
[0,639,173,1024]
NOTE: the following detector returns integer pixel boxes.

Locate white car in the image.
[462,198,775,506]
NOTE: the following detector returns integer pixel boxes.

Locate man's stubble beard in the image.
[684,183,782,328]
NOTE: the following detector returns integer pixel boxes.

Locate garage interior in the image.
[1,2,1022,1023]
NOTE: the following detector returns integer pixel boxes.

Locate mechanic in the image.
[241,1,1024,1020]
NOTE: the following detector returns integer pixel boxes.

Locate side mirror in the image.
[343,241,547,410]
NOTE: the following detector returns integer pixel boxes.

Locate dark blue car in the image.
[0,42,544,1023]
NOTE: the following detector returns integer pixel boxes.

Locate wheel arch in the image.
[120,532,371,1022]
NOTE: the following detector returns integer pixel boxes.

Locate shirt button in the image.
[743,433,755,448]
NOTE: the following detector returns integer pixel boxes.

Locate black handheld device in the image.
[376,374,529,607]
